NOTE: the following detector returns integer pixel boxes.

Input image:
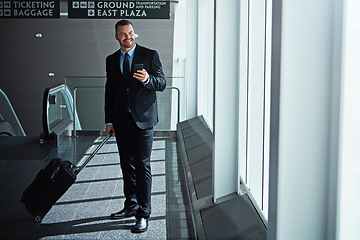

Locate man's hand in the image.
[133,69,149,83]
[106,124,115,135]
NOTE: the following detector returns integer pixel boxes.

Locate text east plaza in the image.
[97,9,147,17]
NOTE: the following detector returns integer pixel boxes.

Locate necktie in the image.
[123,52,130,81]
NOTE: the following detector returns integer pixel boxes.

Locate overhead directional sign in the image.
[68,1,170,19]
[0,0,60,18]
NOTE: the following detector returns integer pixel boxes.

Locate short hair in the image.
[115,20,133,33]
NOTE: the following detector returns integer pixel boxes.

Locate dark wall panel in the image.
[0,17,174,135]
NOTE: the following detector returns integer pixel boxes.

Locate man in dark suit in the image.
[105,19,166,233]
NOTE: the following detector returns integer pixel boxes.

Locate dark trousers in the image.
[113,113,153,218]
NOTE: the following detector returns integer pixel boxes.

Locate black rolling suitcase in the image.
[20,132,112,222]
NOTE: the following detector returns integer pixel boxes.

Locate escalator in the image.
[0,85,82,161]
[0,89,25,137]
[0,120,16,136]
[0,88,55,160]
[40,84,81,147]
[0,85,80,148]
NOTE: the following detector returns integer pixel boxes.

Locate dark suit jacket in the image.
[105,45,166,130]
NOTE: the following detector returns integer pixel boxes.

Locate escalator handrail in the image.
[0,120,16,136]
[0,89,26,136]
[42,86,52,136]
[42,84,79,137]
[42,84,81,136]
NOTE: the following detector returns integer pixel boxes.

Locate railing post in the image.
[73,87,78,137]
[165,86,181,124]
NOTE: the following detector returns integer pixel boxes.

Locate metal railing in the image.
[72,86,181,136]
[165,86,180,124]
[73,86,105,136]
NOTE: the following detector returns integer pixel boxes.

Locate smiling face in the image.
[115,23,136,52]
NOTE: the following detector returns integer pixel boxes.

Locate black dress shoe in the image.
[131,217,148,233]
[110,209,136,219]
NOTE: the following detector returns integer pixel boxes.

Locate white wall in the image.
[172,0,187,125]
[212,0,240,201]
[337,0,360,238]
[246,0,267,212]
[186,0,199,119]
[172,0,198,121]
[268,0,344,239]
[197,0,214,129]
[174,0,360,239]
[238,0,272,221]
[193,0,272,214]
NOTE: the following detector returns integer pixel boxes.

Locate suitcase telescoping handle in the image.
[75,131,113,175]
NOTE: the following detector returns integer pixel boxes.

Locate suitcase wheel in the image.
[34,214,43,223]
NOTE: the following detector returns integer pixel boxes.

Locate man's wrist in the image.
[143,76,150,85]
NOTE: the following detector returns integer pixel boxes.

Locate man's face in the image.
[115,24,135,51]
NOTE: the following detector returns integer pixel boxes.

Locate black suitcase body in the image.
[20,158,76,222]
[21,133,112,222]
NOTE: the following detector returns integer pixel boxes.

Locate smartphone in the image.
[134,63,143,73]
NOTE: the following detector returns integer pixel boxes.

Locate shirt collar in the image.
[120,44,136,58]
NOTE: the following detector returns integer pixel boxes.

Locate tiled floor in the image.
[0,135,194,239]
